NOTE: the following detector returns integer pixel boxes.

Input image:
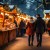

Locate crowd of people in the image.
[14,14,50,47]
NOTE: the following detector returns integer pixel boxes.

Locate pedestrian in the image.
[47,20,50,36]
[34,14,46,47]
[19,19,26,36]
[26,17,35,46]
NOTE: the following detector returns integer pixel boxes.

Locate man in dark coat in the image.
[34,14,46,47]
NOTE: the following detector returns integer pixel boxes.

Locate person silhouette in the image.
[26,17,35,46]
[34,14,46,47]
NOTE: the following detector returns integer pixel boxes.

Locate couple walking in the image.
[26,14,46,47]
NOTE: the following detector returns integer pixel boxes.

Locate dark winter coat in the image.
[34,17,46,33]
[19,21,26,29]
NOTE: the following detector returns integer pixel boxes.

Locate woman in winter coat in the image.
[47,20,50,36]
[26,17,35,46]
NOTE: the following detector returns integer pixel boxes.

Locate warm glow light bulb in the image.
[1,12,4,15]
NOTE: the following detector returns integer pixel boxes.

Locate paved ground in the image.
[1,33,50,50]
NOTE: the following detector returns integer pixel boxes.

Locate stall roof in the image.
[0,6,17,14]
[7,8,17,14]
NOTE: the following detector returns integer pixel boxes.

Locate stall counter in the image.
[0,28,17,47]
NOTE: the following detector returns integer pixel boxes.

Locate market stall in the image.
[0,5,17,47]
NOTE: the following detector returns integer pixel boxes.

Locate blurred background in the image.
[0,0,50,18]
